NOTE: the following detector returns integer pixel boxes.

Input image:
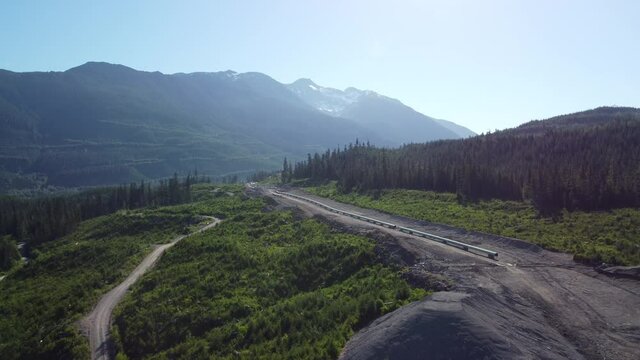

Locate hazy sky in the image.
[1,0,638,133]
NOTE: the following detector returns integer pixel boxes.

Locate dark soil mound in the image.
[340,292,516,360]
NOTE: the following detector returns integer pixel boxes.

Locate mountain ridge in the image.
[511,106,640,135]
[0,62,472,192]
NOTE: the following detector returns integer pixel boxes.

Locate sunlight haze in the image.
[1,0,638,132]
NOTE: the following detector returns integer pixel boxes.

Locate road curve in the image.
[81,216,221,360]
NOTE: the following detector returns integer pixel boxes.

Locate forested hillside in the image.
[510,106,640,135]
[0,62,377,191]
[0,174,199,251]
[289,107,640,215]
[0,62,471,193]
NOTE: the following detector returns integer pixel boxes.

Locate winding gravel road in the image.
[266,187,640,360]
[81,216,220,360]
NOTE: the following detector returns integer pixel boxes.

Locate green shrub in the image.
[0,188,258,359]
[113,211,427,359]
[308,183,640,265]
[0,235,20,270]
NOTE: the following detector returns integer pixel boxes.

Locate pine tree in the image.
[282,157,289,183]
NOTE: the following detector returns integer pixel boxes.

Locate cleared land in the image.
[266,186,640,360]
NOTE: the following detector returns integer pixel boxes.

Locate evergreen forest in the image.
[288,110,640,215]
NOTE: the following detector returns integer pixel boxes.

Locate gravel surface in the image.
[264,186,640,360]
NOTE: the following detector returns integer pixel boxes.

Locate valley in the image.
[1,105,639,360]
[2,2,639,359]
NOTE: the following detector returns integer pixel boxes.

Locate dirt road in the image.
[80,216,221,360]
[267,187,640,360]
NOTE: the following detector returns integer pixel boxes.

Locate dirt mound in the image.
[402,261,453,291]
[340,292,515,360]
[340,289,586,360]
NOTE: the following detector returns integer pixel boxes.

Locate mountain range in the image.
[0,62,473,191]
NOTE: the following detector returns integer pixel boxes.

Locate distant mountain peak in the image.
[287,79,367,114]
[292,78,317,87]
[221,70,238,79]
[66,61,137,74]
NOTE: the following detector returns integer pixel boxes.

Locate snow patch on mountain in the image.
[287,78,382,115]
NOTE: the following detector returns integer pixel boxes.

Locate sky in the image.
[1,0,638,133]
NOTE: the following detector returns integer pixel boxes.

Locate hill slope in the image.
[509,106,640,135]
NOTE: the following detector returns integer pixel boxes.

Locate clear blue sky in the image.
[1,0,638,133]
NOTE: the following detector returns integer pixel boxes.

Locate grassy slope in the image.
[113,203,427,359]
[307,183,640,266]
[0,184,244,359]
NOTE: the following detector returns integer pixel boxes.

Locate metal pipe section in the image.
[273,190,498,260]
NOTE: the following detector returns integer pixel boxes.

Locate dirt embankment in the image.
[264,187,640,360]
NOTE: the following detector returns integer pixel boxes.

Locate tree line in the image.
[0,173,204,251]
[288,118,640,215]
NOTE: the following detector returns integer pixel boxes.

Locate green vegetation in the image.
[1,183,423,359]
[248,169,280,184]
[0,235,20,270]
[0,62,371,191]
[0,184,247,359]
[291,108,640,215]
[113,206,427,359]
[0,174,199,248]
[308,183,640,265]
[0,210,197,359]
